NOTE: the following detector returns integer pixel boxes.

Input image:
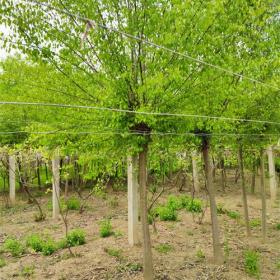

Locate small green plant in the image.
[276,260,280,270]
[156,206,177,221]
[41,239,57,256]
[0,257,6,268]
[167,195,184,211]
[20,265,34,277]
[186,198,202,213]
[26,234,44,252]
[227,210,240,219]
[104,247,122,259]
[196,249,205,261]
[4,238,25,257]
[66,229,86,246]
[99,219,113,237]
[217,204,227,215]
[65,196,80,210]
[113,230,123,238]
[155,243,173,254]
[224,239,230,259]
[108,196,119,208]
[275,223,280,230]
[250,219,261,228]
[244,250,260,278]
[126,262,143,272]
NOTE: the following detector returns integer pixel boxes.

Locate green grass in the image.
[0,257,6,268]
[99,219,113,238]
[104,247,122,259]
[26,234,57,255]
[244,250,260,279]
[227,210,241,220]
[155,206,177,221]
[4,238,25,257]
[250,219,261,228]
[155,243,173,254]
[20,265,34,277]
[196,249,205,261]
[66,229,86,246]
[275,223,280,230]
[65,196,80,210]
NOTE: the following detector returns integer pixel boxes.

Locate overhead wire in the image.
[0,101,280,126]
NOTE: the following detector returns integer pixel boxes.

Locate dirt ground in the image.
[0,173,279,280]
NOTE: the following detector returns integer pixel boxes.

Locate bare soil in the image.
[0,173,279,280]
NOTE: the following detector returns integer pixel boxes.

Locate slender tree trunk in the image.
[260,150,266,242]
[52,153,60,220]
[191,150,200,193]
[267,146,277,204]
[251,162,256,194]
[238,146,251,237]
[220,156,226,192]
[202,137,224,264]
[36,154,42,190]
[9,155,16,206]
[45,162,49,181]
[127,155,139,246]
[139,143,154,279]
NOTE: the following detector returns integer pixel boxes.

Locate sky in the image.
[0,25,16,60]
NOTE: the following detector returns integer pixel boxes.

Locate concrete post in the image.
[52,153,60,219]
[267,146,277,204]
[9,155,16,205]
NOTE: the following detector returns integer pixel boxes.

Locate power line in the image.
[0,129,279,138]
[20,0,280,92]
[0,101,280,126]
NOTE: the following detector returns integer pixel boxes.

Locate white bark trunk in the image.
[52,154,60,219]
[267,146,277,204]
[127,155,140,246]
[9,155,16,205]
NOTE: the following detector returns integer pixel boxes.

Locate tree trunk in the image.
[260,150,266,242]
[127,155,140,246]
[220,157,226,192]
[36,154,42,189]
[251,162,256,194]
[267,146,277,204]
[202,137,224,264]
[139,144,154,279]
[52,153,60,220]
[238,146,251,237]
[191,150,200,193]
[9,155,16,206]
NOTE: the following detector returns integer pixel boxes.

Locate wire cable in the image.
[0,101,280,126]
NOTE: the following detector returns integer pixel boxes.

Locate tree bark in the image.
[139,143,154,279]
[238,145,251,237]
[202,137,224,264]
[9,155,16,205]
[260,149,266,241]
[251,162,256,194]
[267,146,277,204]
[52,153,60,219]
[191,150,200,193]
[127,155,140,246]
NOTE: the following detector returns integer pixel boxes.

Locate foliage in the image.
[65,197,81,211]
[66,229,86,247]
[104,247,122,260]
[20,265,34,277]
[26,234,57,256]
[227,210,241,220]
[26,234,44,252]
[4,238,25,257]
[244,250,260,279]
[0,257,6,268]
[185,198,203,213]
[275,223,280,230]
[196,249,206,261]
[250,219,261,228]
[99,219,113,238]
[155,243,173,254]
[155,206,177,221]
